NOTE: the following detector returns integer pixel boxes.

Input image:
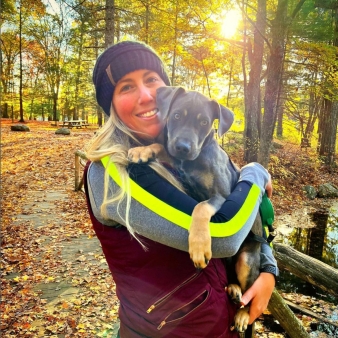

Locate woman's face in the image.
[112,69,167,140]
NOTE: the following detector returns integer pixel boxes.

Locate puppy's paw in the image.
[128,146,156,163]
[188,227,211,269]
[232,306,250,333]
[227,284,242,304]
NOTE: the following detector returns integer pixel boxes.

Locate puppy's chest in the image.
[174,156,234,202]
[177,167,212,202]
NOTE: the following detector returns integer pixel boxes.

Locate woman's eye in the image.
[120,84,132,92]
[146,76,158,83]
[201,120,208,126]
[174,113,180,120]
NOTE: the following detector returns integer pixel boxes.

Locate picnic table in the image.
[59,120,89,129]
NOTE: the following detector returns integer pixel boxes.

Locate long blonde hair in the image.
[85,106,184,240]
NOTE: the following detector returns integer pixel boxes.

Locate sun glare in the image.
[221,9,242,39]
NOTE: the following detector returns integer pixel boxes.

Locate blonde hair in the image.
[85,106,184,242]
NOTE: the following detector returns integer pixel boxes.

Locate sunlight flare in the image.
[221,9,242,39]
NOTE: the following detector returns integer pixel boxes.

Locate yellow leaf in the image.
[13,276,20,282]
[22,275,29,281]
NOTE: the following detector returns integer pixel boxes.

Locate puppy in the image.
[128,86,264,333]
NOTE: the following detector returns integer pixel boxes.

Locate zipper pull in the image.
[157,320,166,330]
[146,305,155,313]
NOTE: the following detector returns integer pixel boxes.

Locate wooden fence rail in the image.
[74,150,87,191]
[74,150,337,338]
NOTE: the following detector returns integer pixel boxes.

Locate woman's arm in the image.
[87,160,273,261]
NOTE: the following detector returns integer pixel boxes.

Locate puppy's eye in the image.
[201,120,208,126]
[174,113,180,120]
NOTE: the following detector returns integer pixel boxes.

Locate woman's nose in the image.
[138,86,154,104]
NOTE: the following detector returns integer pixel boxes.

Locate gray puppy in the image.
[128,86,263,333]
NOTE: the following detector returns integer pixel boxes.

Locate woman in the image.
[84,40,278,337]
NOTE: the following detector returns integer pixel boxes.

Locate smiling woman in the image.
[221,9,242,39]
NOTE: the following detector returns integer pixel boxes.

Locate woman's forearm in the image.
[87,161,273,261]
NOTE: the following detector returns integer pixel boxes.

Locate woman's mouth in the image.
[137,109,158,118]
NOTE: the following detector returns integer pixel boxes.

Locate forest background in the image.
[1,0,338,168]
[1,0,338,336]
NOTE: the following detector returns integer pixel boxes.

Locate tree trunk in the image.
[226,57,233,107]
[3,103,9,118]
[268,290,310,338]
[18,0,24,123]
[53,92,58,121]
[258,0,288,167]
[144,1,149,44]
[318,99,338,165]
[105,0,115,48]
[171,2,179,86]
[273,243,338,297]
[74,27,84,121]
[318,6,338,166]
[243,0,266,162]
[276,87,284,138]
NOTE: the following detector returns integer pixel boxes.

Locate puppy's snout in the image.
[175,139,191,155]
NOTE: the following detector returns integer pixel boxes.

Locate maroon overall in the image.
[84,164,239,338]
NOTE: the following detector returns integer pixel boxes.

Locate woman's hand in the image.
[240,272,275,324]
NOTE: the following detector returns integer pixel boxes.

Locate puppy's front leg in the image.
[189,201,216,269]
[128,143,165,163]
[189,195,225,269]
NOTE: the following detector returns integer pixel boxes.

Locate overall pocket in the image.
[146,272,199,314]
[157,289,209,330]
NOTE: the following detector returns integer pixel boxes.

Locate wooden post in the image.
[273,243,338,297]
[74,150,87,191]
[266,243,338,337]
[268,290,310,338]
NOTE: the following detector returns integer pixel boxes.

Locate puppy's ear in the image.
[211,100,234,137]
[156,87,186,117]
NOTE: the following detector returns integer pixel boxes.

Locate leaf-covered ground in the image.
[1,119,337,337]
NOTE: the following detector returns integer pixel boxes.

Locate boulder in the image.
[303,185,317,199]
[55,128,70,135]
[317,183,338,198]
[11,124,30,132]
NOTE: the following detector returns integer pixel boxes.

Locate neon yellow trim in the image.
[101,156,261,238]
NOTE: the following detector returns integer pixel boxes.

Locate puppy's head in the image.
[156,87,234,160]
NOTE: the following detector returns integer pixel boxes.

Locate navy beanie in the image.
[92,41,171,116]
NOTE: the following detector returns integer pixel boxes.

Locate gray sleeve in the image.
[260,242,279,276]
[87,161,269,258]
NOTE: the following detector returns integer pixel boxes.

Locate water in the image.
[278,201,338,269]
[275,201,338,336]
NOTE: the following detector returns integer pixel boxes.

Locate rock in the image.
[303,185,317,199]
[272,141,284,149]
[317,183,338,198]
[55,128,70,135]
[11,124,30,131]
[270,141,284,153]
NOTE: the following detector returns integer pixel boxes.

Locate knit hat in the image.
[92,41,171,116]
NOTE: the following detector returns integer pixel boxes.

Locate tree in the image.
[242,0,266,162]
[258,0,306,166]
[0,31,20,118]
[105,0,114,47]
[26,3,70,121]
[316,1,338,166]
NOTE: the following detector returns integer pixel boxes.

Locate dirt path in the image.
[1,121,119,337]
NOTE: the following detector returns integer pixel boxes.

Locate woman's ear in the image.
[156,87,186,117]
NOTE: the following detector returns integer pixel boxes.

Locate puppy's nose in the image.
[175,139,191,154]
